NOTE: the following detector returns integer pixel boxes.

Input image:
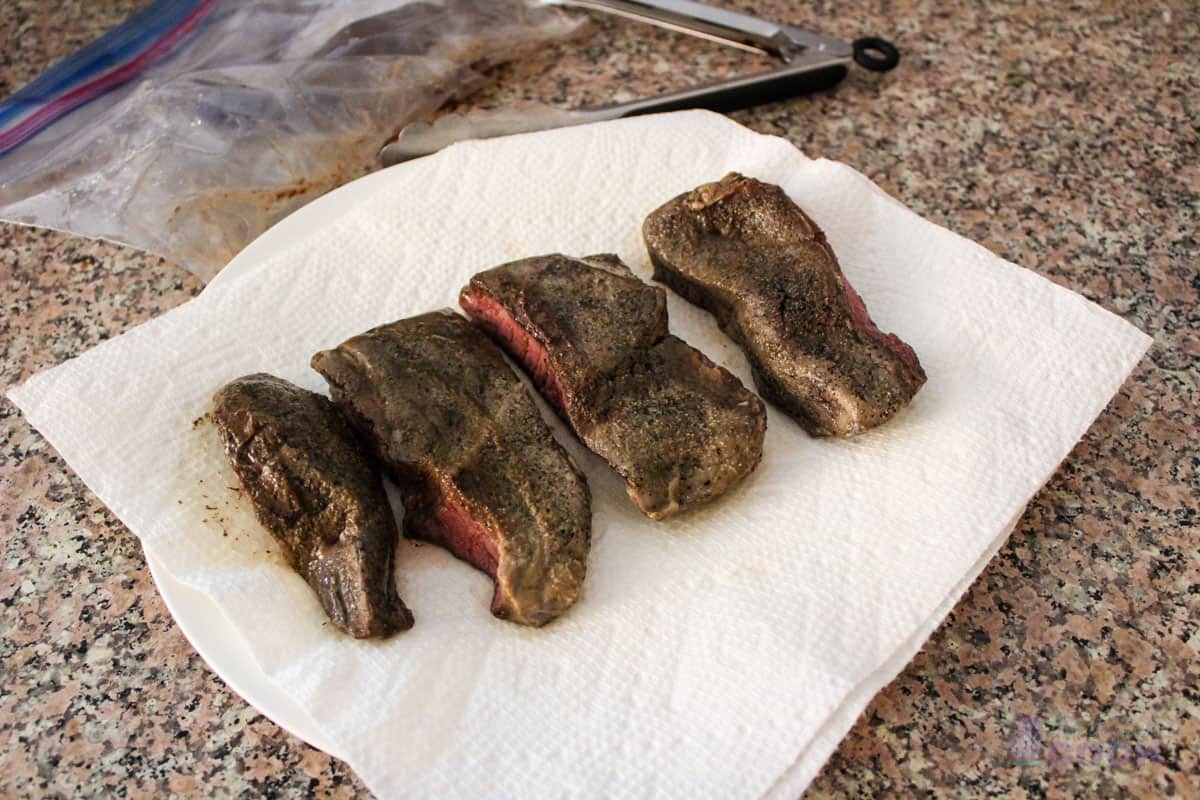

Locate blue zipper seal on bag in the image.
[0,0,217,156]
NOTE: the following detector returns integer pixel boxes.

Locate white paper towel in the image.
[9,111,1150,799]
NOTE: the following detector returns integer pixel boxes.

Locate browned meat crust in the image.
[461,254,766,520]
[212,374,412,638]
[644,173,926,437]
[311,311,590,627]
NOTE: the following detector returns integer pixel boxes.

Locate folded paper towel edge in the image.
[763,327,1151,798]
[763,512,1024,799]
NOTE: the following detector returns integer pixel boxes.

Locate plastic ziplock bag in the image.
[0,0,584,281]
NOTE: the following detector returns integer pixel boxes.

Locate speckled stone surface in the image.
[1,1,1196,797]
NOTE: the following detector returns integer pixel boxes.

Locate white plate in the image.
[145,163,401,757]
[147,552,342,756]
[141,134,1024,771]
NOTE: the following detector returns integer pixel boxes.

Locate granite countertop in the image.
[1,1,1196,796]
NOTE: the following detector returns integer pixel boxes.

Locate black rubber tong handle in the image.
[609,36,899,118]
[616,64,852,117]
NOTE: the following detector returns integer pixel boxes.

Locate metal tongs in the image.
[379,0,899,165]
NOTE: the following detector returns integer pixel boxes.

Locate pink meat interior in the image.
[461,290,568,413]
[432,493,499,578]
[838,276,926,379]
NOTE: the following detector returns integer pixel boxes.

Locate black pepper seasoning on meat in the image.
[643,173,926,437]
[212,374,412,638]
[461,254,766,520]
[312,311,591,627]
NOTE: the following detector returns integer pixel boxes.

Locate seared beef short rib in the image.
[461,254,766,520]
[643,173,926,437]
[311,311,590,627]
[212,374,412,638]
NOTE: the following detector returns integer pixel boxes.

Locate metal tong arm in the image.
[379,0,892,164]
[551,0,854,118]
[548,0,854,63]
[549,0,790,57]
